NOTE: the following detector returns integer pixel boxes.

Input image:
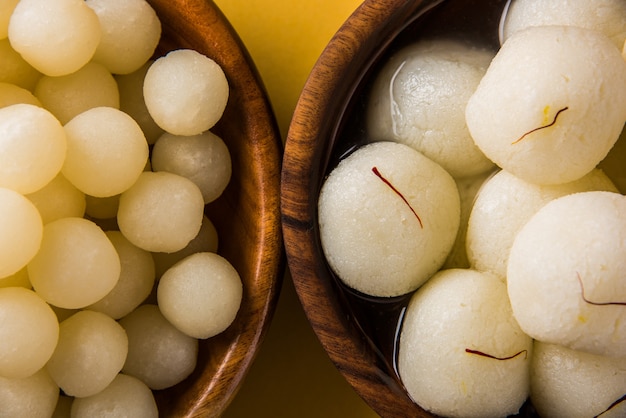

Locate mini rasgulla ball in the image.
[318,141,460,297]
[507,191,626,358]
[398,269,533,418]
[158,252,242,339]
[466,168,617,280]
[367,39,495,178]
[143,49,229,136]
[501,0,626,50]
[0,368,59,418]
[530,341,626,418]
[466,25,626,185]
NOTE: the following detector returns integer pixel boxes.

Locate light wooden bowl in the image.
[281,0,538,417]
[146,0,284,416]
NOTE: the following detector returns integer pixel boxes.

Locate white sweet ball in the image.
[466,25,626,185]
[88,231,155,320]
[26,173,86,224]
[319,141,460,297]
[507,191,626,358]
[34,62,120,125]
[158,252,242,339]
[143,49,229,136]
[0,187,43,278]
[117,171,205,253]
[63,107,149,198]
[530,341,626,418]
[0,82,41,108]
[466,169,617,280]
[28,217,121,309]
[0,104,66,195]
[120,304,198,390]
[151,131,232,204]
[367,39,495,178]
[502,0,626,50]
[0,368,59,418]
[0,287,59,379]
[8,0,101,76]
[71,373,158,418]
[46,310,128,398]
[398,269,533,418]
[86,0,161,75]
[0,39,41,91]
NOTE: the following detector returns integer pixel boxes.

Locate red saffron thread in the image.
[577,272,626,306]
[594,394,626,418]
[511,106,569,145]
[465,348,528,361]
[371,166,423,228]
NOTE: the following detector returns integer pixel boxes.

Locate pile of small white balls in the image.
[319,0,626,417]
[0,0,242,416]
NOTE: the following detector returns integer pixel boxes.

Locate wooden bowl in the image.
[281,0,538,417]
[146,1,284,416]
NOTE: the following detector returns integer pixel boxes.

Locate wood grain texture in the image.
[146,1,284,416]
[281,1,436,417]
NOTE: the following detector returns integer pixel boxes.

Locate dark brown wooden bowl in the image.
[146,0,284,416]
[281,1,539,417]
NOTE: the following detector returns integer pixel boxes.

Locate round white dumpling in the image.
[0,104,66,195]
[143,49,229,136]
[158,252,242,339]
[466,169,617,280]
[367,39,495,178]
[0,82,41,108]
[26,173,86,224]
[466,25,626,186]
[71,373,158,418]
[46,310,128,398]
[318,141,460,297]
[119,304,198,390]
[0,368,59,418]
[507,191,626,358]
[398,269,533,418]
[117,171,204,253]
[0,287,59,379]
[8,0,101,76]
[502,0,626,50]
[530,341,626,418]
[85,0,161,75]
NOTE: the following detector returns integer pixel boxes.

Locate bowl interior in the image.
[281,0,539,416]
[147,1,283,416]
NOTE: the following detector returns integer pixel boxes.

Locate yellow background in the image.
[212,0,380,416]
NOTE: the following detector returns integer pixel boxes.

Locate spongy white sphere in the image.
[120,304,198,390]
[0,82,41,108]
[530,341,626,418]
[86,0,161,75]
[0,288,59,379]
[63,107,148,197]
[71,373,158,418]
[466,25,626,185]
[46,310,128,398]
[318,141,460,297]
[158,252,242,339]
[143,49,229,136]
[0,104,66,195]
[507,191,626,358]
[502,0,626,50]
[152,131,232,203]
[0,368,59,418]
[28,217,121,309]
[88,231,155,319]
[34,62,119,125]
[26,173,86,224]
[8,0,101,76]
[367,39,495,178]
[117,171,204,253]
[398,269,533,418]
[0,187,43,278]
[466,169,617,280]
